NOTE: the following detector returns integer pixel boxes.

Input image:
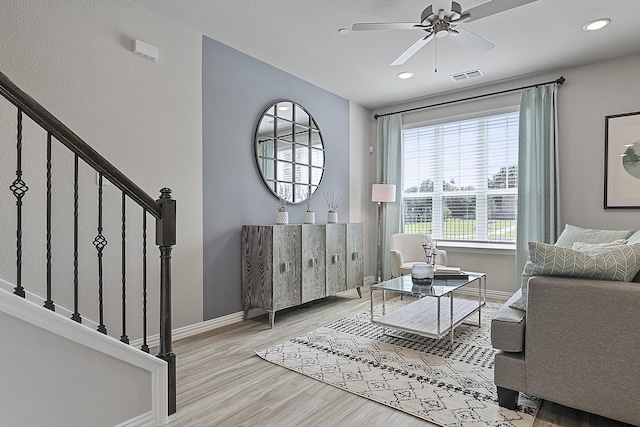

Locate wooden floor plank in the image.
[164,286,630,427]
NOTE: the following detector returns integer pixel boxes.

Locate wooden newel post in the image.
[156,188,176,415]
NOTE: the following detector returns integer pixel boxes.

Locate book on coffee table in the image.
[434,266,468,280]
[435,266,461,274]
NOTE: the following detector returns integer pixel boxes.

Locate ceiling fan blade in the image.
[391,34,434,66]
[465,0,538,23]
[449,28,494,53]
[352,22,419,31]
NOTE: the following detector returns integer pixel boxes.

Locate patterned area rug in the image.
[256,297,539,427]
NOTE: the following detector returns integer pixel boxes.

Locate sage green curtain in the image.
[377,114,403,281]
[515,83,561,285]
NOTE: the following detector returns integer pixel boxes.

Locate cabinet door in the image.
[242,225,274,312]
[326,224,346,295]
[273,225,302,311]
[346,223,364,290]
[301,225,326,303]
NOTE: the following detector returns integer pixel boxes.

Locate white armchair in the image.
[389,233,448,278]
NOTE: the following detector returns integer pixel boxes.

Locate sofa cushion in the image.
[510,242,640,311]
[491,289,526,352]
[554,224,634,248]
[627,230,640,245]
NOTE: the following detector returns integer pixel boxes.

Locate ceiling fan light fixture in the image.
[397,72,414,79]
[583,18,610,31]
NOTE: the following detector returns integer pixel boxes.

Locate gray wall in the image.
[202,36,350,320]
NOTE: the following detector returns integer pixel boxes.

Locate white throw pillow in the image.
[571,239,627,251]
[554,224,634,248]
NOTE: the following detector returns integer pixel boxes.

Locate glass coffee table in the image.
[370,272,486,349]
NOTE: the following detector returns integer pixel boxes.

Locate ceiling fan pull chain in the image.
[434,35,438,73]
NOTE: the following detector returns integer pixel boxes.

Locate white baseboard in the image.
[133,279,380,348]
[455,287,513,301]
[115,411,154,427]
[130,310,245,349]
[364,275,377,286]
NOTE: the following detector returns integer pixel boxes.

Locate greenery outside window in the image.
[403,110,519,244]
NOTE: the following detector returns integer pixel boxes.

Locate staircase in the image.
[0,71,176,425]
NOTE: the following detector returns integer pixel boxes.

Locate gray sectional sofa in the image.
[491,225,640,426]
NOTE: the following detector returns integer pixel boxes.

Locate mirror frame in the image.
[254,100,325,204]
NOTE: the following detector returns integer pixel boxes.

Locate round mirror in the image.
[254,101,325,204]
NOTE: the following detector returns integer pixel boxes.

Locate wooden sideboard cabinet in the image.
[242,223,364,327]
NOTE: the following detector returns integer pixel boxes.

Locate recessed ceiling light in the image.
[583,18,610,31]
[338,28,349,34]
[397,72,414,79]
[277,106,290,112]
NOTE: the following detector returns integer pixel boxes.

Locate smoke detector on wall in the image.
[450,69,484,81]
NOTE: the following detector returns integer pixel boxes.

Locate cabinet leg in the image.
[243,305,249,320]
[356,287,362,298]
[269,311,275,328]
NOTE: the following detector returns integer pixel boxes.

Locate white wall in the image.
[0,0,203,333]
[349,101,376,278]
[367,53,640,294]
[0,286,166,426]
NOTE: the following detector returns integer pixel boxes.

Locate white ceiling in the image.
[130,0,640,110]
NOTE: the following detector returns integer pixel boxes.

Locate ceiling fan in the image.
[351,0,538,66]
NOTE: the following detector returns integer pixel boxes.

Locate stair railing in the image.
[0,71,176,415]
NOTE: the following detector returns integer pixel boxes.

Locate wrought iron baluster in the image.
[44,133,55,311]
[93,174,107,334]
[71,154,81,323]
[141,209,149,353]
[10,108,28,298]
[120,192,128,344]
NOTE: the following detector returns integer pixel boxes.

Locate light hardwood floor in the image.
[164,286,632,427]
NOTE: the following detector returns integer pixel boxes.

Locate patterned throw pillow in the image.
[554,224,635,248]
[509,242,640,311]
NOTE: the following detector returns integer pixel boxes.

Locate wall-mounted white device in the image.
[132,39,158,62]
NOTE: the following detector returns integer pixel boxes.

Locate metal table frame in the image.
[370,272,486,349]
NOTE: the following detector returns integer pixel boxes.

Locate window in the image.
[402,110,519,243]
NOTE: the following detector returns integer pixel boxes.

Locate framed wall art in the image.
[605,111,640,208]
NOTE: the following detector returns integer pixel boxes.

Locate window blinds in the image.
[403,111,519,242]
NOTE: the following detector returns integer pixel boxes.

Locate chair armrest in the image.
[435,250,448,267]
[525,275,640,424]
[389,250,403,278]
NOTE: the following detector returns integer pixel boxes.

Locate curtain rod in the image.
[374,76,565,120]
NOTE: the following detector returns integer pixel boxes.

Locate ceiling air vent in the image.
[450,69,484,82]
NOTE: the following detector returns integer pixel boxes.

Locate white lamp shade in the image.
[372,184,396,202]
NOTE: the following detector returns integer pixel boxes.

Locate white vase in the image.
[304,211,315,224]
[327,211,338,223]
[276,211,289,225]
